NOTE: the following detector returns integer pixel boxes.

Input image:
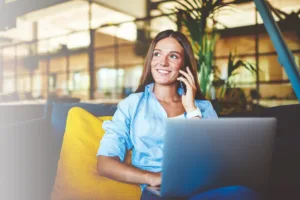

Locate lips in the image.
[157,69,171,75]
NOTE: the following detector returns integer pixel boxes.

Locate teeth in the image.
[157,69,170,74]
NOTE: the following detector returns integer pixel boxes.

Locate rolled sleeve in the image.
[97,97,134,162]
[196,100,218,119]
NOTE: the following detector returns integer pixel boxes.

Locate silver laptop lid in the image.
[161,118,277,197]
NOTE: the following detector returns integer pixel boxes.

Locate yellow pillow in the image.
[51,107,141,200]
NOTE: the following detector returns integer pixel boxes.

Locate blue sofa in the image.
[0,101,299,200]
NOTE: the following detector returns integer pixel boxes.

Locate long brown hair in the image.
[135,29,205,100]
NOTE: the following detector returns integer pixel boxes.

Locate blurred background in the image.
[0,0,299,114]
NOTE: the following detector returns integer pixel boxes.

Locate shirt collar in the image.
[144,82,184,96]
[144,82,155,97]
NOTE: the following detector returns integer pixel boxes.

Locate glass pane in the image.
[32,71,42,98]
[3,77,15,94]
[282,32,300,51]
[2,46,15,62]
[118,44,144,67]
[96,68,124,99]
[69,71,90,100]
[70,53,88,71]
[56,73,68,95]
[17,74,31,94]
[123,65,143,96]
[259,33,276,53]
[94,48,115,68]
[258,31,300,53]
[39,75,48,99]
[50,56,67,74]
[2,62,15,94]
[259,55,283,81]
[259,83,295,100]
[216,35,256,57]
[70,71,90,91]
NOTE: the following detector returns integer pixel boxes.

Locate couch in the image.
[0,101,299,200]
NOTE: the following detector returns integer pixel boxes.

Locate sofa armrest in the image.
[0,118,60,200]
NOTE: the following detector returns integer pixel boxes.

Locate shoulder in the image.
[117,92,144,113]
[119,92,143,105]
[194,100,213,110]
[195,100,218,118]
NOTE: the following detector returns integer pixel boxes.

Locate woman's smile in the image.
[156,69,171,75]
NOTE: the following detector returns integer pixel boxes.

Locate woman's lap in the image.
[140,186,261,200]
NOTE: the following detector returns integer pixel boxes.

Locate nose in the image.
[159,55,169,67]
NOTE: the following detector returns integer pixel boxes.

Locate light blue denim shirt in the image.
[97,82,218,190]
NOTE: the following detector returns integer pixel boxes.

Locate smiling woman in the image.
[96,29,260,200]
[136,30,205,101]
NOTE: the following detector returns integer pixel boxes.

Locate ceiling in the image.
[0,0,136,56]
[155,0,300,28]
[0,0,299,57]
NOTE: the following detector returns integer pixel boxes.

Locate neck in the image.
[153,83,181,103]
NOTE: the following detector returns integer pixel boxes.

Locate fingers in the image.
[186,67,195,83]
[177,76,195,92]
[179,67,195,86]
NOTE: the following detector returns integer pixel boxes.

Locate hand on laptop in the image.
[145,172,161,186]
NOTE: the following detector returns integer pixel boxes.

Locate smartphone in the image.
[179,80,186,95]
[179,58,188,96]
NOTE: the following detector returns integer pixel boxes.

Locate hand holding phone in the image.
[179,80,186,96]
[177,67,197,112]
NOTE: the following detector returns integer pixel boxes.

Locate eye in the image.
[153,52,161,57]
[170,54,178,59]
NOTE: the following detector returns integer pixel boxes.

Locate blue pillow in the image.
[50,102,117,148]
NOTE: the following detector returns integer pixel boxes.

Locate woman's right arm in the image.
[97,155,161,186]
[96,95,161,187]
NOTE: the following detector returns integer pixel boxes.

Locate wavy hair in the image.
[135,29,205,100]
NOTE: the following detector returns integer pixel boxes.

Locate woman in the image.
[97,30,260,200]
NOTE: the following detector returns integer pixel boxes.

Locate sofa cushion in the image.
[50,102,117,147]
[51,107,141,200]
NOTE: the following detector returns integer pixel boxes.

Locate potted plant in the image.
[173,0,230,98]
[212,52,257,114]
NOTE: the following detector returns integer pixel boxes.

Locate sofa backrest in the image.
[0,104,45,125]
[260,103,300,137]
[48,102,118,148]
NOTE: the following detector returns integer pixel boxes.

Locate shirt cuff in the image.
[185,107,202,119]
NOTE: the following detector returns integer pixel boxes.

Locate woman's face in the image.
[151,37,185,85]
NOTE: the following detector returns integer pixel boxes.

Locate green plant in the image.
[174,0,230,98]
[213,52,257,99]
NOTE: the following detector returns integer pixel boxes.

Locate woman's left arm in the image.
[177,67,218,119]
[177,66,198,113]
[201,101,218,119]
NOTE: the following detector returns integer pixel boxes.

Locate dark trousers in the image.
[141,186,262,200]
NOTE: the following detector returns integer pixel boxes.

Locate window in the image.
[49,73,57,91]
[97,68,124,94]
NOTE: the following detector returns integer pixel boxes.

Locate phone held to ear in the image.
[179,80,186,95]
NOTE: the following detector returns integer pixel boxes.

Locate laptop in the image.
[146,118,277,198]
